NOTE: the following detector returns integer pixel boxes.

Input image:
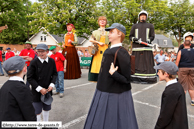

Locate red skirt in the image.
[62,46,81,79]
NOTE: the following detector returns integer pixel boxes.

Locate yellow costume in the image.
[90,28,109,74]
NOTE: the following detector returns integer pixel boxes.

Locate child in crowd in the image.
[50,46,67,98]
[27,44,57,128]
[84,23,138,129]
[154,61,188,129]
[0,56,36,127]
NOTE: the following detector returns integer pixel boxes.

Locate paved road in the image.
[0,69,193,129]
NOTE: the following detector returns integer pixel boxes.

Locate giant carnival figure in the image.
[129,11,157,84]
[88,16,109,82]
[62,23,81,79]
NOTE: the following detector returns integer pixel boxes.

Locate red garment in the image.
[50,52,65,72]
[0,51,2,62]
[5,51,15,60]
[62,46,81,79]
[19,49,35,66]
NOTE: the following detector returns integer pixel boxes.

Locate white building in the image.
[28,27,91,48]
[29,27,60,46]
[152,34,174,52]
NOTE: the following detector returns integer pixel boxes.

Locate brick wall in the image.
[0,44,25,51]
[0,44,63,52]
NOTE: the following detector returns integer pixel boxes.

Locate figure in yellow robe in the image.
[88,16,109,81]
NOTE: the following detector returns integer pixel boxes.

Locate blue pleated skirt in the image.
[84,89,139,129]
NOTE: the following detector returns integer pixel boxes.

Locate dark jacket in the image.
[27,57,57,102]
[0,80,36,125]
[129,22,155,48]
[155,82,188,129]
[97,47,131,93]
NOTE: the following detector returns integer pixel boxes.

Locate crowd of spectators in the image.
[154,50,177,64]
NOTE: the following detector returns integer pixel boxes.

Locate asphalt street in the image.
[0,69,193,129]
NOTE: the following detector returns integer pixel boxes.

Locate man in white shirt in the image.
[154,50,166,65]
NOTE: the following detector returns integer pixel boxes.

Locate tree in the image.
[0,0,32,44]
[98,0,170,45]
[28,0,100,39]
[163,0,194,46]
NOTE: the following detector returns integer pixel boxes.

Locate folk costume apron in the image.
[90,36,108,73]
[88,29,109,81]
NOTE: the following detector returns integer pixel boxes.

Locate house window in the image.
[40,36,43,42]
[163,40,167,45]
[44,36,46,42]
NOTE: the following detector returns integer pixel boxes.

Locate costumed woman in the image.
[62,23,81,79]
[84,23,138,129]
[88,16,109,82]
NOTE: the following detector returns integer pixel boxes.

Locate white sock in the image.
[37,114,41,129]
[43,110,49,121]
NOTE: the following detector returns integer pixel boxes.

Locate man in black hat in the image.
[27,44,57,127]
[129,10,156,84]
[0,56,36,127]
